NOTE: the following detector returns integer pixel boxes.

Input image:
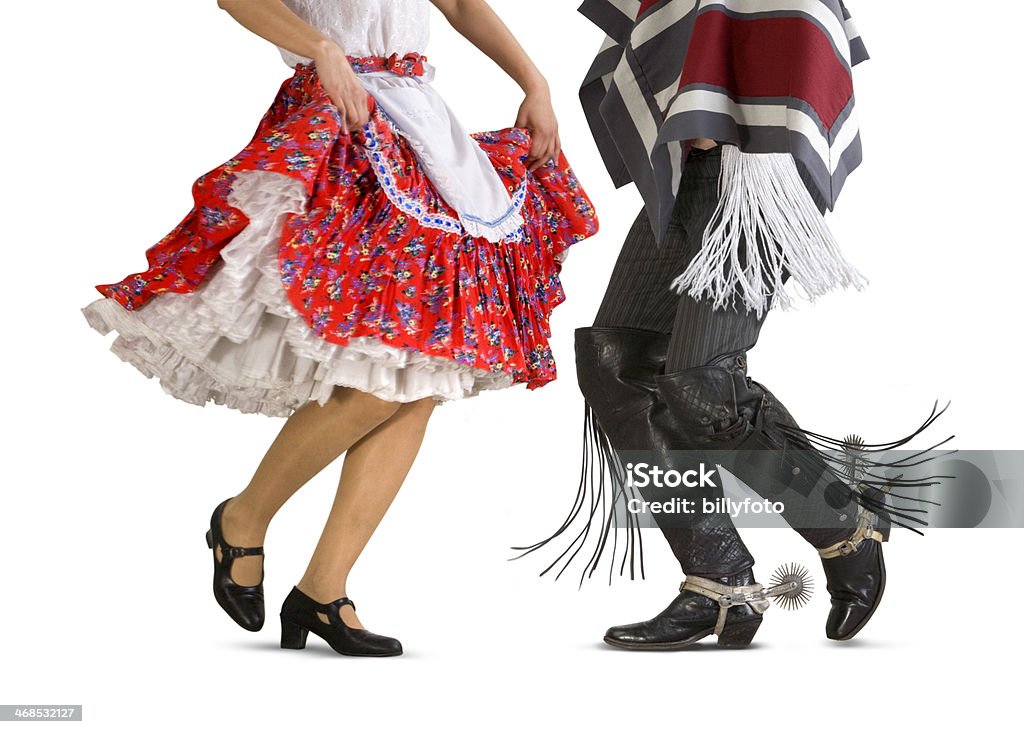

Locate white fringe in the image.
[670,145,869,316]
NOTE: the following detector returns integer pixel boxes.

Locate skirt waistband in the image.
[296,52,428,78]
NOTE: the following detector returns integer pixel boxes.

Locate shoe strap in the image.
[212,501,264,562]
[319,597,357,622]
[681,576,769,635]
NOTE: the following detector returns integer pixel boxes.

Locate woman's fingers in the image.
[527,147,546,171]
[516,92,561,168]
[346,99,363,130]
[322,63,372,131]
[334,92,370,131]
[527,130,558,171]
[351,93,371,128]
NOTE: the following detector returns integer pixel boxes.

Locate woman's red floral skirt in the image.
[92,63,598,393]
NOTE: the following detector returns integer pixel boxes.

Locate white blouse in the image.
[277,0,431,65]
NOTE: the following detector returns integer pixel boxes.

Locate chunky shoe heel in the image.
[280,617,310,650]
[279,586,403,657]
[205,529,213,549]
[717,618,762,648]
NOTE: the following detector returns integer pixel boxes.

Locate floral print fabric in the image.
[93,62,598,391]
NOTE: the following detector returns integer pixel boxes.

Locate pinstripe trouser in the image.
[589,145,849,576]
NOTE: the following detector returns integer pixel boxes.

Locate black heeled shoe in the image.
[279,586,403,657]
[205,498,265,632]
[603,569,768,650]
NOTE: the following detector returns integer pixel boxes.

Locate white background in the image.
[2,0,1021,730]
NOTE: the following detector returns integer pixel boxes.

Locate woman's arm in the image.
[430,0,560,171]
[216,0,370,129]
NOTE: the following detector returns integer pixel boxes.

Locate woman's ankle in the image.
[295,574,349,603]
[295,577,362,628]
[222,494,272,542]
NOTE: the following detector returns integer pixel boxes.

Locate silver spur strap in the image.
[817,525,884,559]
[817,478,893,559]
[681,576,770,635]
[680,563,815,634]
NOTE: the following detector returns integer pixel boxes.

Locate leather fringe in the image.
[511,400,955,578]
[777,400,956,535]
[509,402,646,586]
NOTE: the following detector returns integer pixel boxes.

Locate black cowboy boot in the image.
[815,482,892,640]
[604,565,767,650]
[724,355,901,640]
[657,349,908,641]
[818,528,885,639]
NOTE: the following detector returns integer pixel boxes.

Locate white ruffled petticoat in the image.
[80,169,513,418]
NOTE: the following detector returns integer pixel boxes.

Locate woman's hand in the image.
[516,87,561,172]
[429,0,562,170]
[314,43,372,131]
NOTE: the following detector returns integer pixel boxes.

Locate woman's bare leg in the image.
[295,396,436,628]
[216,387,404,585]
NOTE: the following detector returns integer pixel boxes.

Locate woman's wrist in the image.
[311,37,346,64]
[520,72,550,99]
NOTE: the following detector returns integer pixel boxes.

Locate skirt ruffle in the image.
[82,63,598,416]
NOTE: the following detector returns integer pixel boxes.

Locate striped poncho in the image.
[580,0,871,314]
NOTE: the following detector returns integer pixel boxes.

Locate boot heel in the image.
[717,618,761,648]
[280,617,309,650]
